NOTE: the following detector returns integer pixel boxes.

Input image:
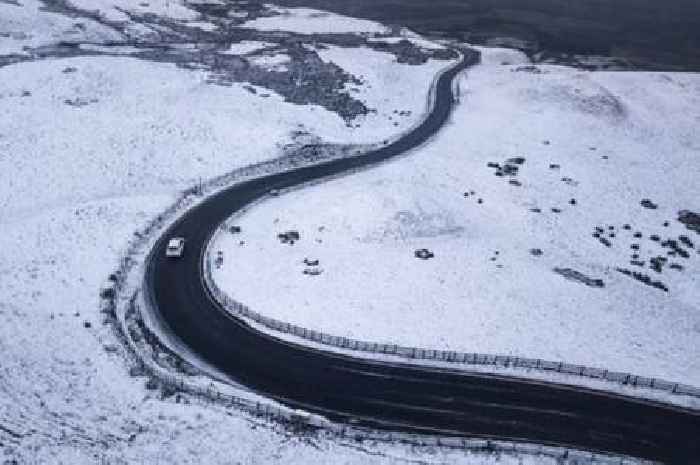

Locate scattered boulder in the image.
[506,157,526,165]
[649,256,667,273]
[640,199,658,209]
[678,210,700,234]
[529,248,543,256]
[617,268,668,292]
[553,268,604,288]
[679,235,694,248]
[303,267,323,276]
[278,230,300,245]
[414,248,434,260]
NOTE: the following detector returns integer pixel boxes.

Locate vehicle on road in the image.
[165,237,185,258]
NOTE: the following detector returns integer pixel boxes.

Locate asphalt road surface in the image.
[147,48,700,464]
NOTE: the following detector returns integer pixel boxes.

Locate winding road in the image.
[146,49,700,464]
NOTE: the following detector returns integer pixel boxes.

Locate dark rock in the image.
[640,199,658,209]
[145,378,159,390]
[622,224,631,230]
[650,256,667,273]
[530,248,543,256]
[616,268,668,292]
[414,248,434,260]
[487,162,500,169]
[303,267,323,276]
[549,164,560,169]
[678,210,700,234]
[553,268,604,288]
[507,157,525,165]
[650,234,660,241]
[661,238,681,252]
[502,164,519,175]
[633,232,643,238]
[509,179,521,186]
[569,198,577,205]
[100,287,115,299]
[679,235,694,248]
[278,230,300,244]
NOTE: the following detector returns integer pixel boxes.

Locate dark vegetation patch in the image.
[270,0,700,71]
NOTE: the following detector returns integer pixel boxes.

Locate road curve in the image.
[147,49,700,464]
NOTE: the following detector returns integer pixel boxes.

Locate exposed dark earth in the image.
[1,0,456,121]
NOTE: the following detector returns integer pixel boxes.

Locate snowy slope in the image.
[211,47,700,386]
[0,1,485,464]
[243,6,390,34]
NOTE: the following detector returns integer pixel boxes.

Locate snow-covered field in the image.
[211,47,700,387]
[243,6,390,34]
[0,1,498,463]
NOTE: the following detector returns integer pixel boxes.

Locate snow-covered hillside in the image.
[211,47,700,386]
[0,1,481,463]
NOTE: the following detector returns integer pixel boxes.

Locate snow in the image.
[316,45,451,136]
[66,0,200,22]
[243,6,390,35]
[1,1,529,462]
[0,51,447,221]
[367,29,446,51]
[248,51,291,71]
[0,0,121,56]
[222,40,276,55]
[211,47,700,388]
[0,0,680,461]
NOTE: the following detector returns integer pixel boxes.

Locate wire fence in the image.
[130,294,646,465]
[202,250,700,400]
